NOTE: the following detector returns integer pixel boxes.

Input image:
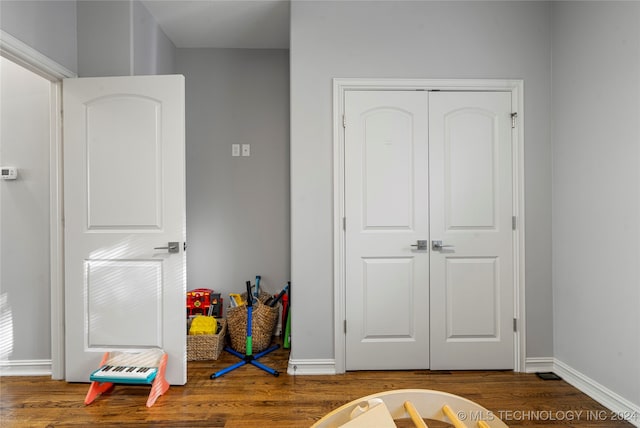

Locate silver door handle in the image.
[411,240,429,251]
[154,242,179,253]
[432,240,454,251]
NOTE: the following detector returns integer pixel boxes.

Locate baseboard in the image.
[524,357,554,373]
[0,359,52,376]
[553,359,640,427]
[287,358,336,375]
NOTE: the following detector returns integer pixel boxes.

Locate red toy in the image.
[187,288,213,316]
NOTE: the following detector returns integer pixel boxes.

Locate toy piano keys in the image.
[91,364,157,384]
[84,348,169,407]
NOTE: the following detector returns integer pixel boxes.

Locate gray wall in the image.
[0,0,78,73]
[4,2,637,409]
[77,0,175,77]
[133,0,175,75]
[0,0,176,369]
[77,0,131,76]
[552,1,640,405]
[0,57,52,361]
[175,48,290,298]
[0,0,175,77]
[289,1,554,360]
[0,0,76,368]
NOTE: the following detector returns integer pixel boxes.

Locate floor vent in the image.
[536,371,562,380]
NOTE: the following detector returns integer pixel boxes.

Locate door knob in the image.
[432,240,454,251]
[411,240,429,251]
[154,242,179,253]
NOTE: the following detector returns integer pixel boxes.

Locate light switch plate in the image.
[232,144,240,157]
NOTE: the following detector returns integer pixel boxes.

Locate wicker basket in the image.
[240,290,271,305]
[187,318,226,361]
[227,301,279,354]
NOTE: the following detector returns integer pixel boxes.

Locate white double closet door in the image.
[344,90,514,370]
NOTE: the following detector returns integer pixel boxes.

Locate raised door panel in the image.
[361,258,414,338]
[444,108,498,230]
[86,96,162,230]
[362,109,413,229]
[444,257,499,340]
[86,260,162,347]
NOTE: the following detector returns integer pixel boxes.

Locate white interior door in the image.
[344,89,515,370]
[63,75,186,384]
[429,91,514,370]
[344,91,430,370]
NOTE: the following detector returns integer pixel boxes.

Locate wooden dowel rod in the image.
[403,401,428,428]
[442,404,468,428]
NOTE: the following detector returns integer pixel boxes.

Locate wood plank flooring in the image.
[0,344,635,427]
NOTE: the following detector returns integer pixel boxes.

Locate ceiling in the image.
[141,0,290,49]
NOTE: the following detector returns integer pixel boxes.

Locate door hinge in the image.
[344,320,347,334]
[512,216,517,230]
[343,114,346,128]
[511,112,518,128]
[342,217,346,231]
[513,318,518,332]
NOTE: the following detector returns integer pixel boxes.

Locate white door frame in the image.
[333,78,526,373]
[1,30,76,379]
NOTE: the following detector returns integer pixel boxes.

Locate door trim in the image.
[333,78,526,373]
[1,30,76,379]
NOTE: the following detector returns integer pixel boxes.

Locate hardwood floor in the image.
[0,344,635,427]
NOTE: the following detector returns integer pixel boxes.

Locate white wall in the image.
[0,57,52,361]
[0,0,77,73]
[552,1,640,406]
[290,0,554,361]
[175,48,290,298]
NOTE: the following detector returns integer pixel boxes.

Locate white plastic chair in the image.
[311,389,508,428]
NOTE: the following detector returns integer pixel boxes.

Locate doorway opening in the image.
[0,31,75,379]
